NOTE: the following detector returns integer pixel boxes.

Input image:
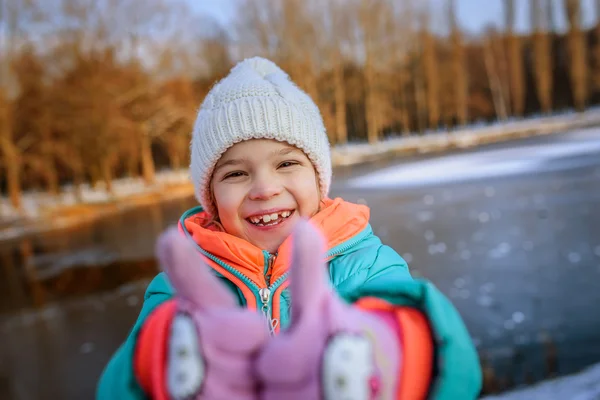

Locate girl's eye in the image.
[279,161,299,168]
[223,171,245,180]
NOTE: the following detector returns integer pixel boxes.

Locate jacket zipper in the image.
[258,227,372,332]
[180,211,372,334]
[260,252,279,334]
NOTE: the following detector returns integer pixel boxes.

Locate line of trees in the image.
[1,0,600,213]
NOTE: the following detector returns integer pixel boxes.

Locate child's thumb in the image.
[289,219,329,327]
[156,227,237,310]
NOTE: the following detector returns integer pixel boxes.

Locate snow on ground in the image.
[482,362,600,400]
[0,169,191,220]
[347,126,600,189]
[332,108,600,167]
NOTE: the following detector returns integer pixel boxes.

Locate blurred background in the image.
[1,0,600,399]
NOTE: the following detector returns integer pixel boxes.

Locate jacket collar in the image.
[179,197,370,287]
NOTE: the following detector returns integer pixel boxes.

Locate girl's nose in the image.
[248,175,283,201]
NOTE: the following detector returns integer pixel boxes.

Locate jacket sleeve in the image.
[96,273,173,400]
[340,244,483,400]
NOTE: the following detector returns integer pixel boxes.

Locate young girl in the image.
[97,57,482,399]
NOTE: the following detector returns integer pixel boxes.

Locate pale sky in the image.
[191,0,600,35]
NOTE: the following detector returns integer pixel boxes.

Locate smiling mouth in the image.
[247,210,294,226]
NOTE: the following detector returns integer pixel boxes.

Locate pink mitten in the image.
[256,220,402,400]
[157,228,270,400]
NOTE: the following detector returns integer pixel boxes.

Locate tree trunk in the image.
[449,0,468,125]
[452,37,468,125]
[569,32,587,110]
[1,140,22,211]
[6,150,22,212]
[73,167,84,203]
[303,62,320,109]
[0,98,22,211]
[395,56,410,135]
[413,58,427,134]
[496,35,512,116]
[362,0,380,144]
[168,145,182,170]
[484,37,508,120]
[594,3,600,93]
[505,0,526,116]
[101,158,114,195]
[533,32,553,113]
[90,165,101,189]
[333,58,348,145]
[140,128,156,185]
[127,138,140,177]
[365,59,380,143]
[399,81,410,135]
[507,35,525,115]
[127,157,139,178]
[423,29,440,129]
[41,136,59,195]
[531,0,553,114]
[564,0,588,111]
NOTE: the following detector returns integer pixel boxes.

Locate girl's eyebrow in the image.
[276,147,302,156]
[214,158,247,173]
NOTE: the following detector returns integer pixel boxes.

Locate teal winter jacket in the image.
[97,198,482,399]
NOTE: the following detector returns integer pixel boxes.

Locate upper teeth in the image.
[250,211,291,224]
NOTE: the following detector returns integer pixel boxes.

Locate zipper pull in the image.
[259,287,278,335]
[259,287,271,306]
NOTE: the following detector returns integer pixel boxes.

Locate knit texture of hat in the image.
[190,56,332,217]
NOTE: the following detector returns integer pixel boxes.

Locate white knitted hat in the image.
[190,57,332,217]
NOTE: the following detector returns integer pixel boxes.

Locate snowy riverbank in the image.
[482,362,600,400]
[331,108,600,166]
[2,109,600,239]
[0,169,193,241]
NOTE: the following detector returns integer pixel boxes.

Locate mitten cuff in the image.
[355,297,434,400]
[134,300,177,399]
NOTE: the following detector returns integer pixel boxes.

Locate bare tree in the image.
[564,0,588,110]
[531,0,553,113]
[12,48,60,195]
[154,79,196,170]
[359,0,377,142]
[332,55,348,144]
[505,0,526,116]
[483,29,509,120]
[0,0,27,211]
[421,10,440,129]
[592,0,600,93]
[449,0,468,125]
[359,0,397,142]
[328,1,349,145]
[392,27,412,134]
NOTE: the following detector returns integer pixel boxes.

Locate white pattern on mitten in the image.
[167,314,204,400]
[322,334,381,400]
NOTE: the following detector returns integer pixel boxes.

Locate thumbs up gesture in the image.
[157,228,270,400]
[256,220,402,400]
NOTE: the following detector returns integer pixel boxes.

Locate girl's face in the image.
[211,139,320,253]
